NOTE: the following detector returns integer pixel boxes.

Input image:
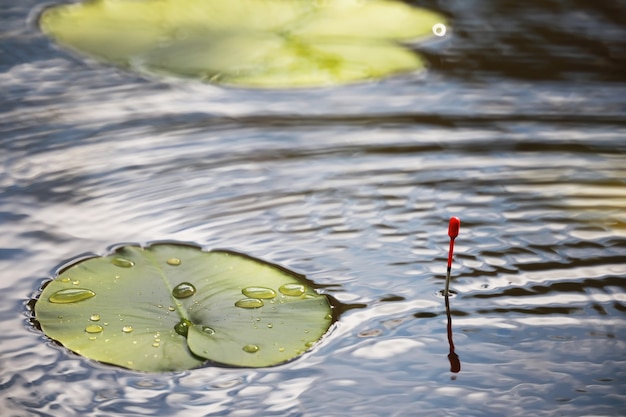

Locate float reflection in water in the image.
[445,295,461,376]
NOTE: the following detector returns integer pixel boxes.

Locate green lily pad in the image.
[38,0,448,88]
[34,242,334,371]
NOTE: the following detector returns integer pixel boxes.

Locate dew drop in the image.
[72,280,80,285]
[166,257,181,266]
[122,325,133,333]
[174,319,193,337]
[49,288,96,304]
[235,298,264,309]
[88,336,97,341]
[432,22,447,37]
[85,324,103,334]
[243,344,259,353]
[172,282,196,299]
[278,347,285,352]
[242,287,276,299]
[60,277,71,283]
[168,306,175,312]
[152,341,160,348]
[111,257,134,268]
[267,324,273,328]
[90,314,101,322]
[279,283,306,297]
[202,326,216,335]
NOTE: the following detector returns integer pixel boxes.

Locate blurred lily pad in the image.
[38,0,448,87]
[34,242,333,371]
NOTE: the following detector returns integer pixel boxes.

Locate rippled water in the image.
[2,0,626,416]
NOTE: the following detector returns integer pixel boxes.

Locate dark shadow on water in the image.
[445,295,461,376]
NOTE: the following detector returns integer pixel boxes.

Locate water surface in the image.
[1,1,625,416]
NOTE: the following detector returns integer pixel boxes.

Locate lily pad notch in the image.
[33,242,337,372]
[38,0,449,88]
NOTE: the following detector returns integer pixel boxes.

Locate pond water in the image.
[1,0,625,416]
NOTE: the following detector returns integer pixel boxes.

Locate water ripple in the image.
[1,0,625,416]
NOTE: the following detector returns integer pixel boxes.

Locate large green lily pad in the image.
[38,0,448,88]
[34,243,334,371]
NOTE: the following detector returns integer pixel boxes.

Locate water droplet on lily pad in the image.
[122,325,133,333]
[167,257,181,266]
[279,283,306,297]
[202,326,215,335]
[172,282,196,299]
[49,288,96,304]
[243,344,259,353]
[90,314,101,321]
[235,298,264,309]
[60,277,71,283]
[85,324,103,334]
[111,257,134,268]
[174,319,193,337]
[242,287,277,299]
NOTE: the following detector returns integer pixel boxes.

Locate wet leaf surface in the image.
[35,243,333,371]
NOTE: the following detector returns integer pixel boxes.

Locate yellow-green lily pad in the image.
[38,0,448,87]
